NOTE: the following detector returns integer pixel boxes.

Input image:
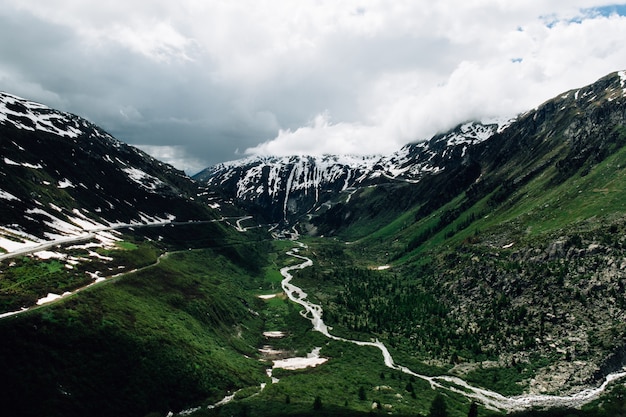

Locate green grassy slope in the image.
[0,224,273,417]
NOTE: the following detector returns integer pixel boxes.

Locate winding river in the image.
[280,242,626,412]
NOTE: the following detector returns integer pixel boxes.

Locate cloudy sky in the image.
[1,1,626,174]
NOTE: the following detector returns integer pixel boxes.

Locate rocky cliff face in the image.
[194,121,504,223]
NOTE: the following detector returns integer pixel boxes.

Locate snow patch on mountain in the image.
[58,179,75,189]
[0,92,84,138]
[197,121,505,221]
[3,157,43,169]
[122,167,166,192]
[0,189,20,201]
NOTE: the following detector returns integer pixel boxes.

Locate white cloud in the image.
[134,144,206,175]
[247,10,626,157]
[246,112,390,156]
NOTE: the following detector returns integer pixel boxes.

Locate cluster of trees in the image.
[304,392,479,417]
[305,265,486,360]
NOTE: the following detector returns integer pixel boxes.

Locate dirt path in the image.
[0,215,255,319]
[0,251,171,319]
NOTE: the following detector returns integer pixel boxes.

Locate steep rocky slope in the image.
[194,121,504,222]
[0,92,218,254]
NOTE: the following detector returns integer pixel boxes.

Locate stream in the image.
[280,242,626,412]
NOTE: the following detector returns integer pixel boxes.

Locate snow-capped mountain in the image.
[194,121,506,222]
[196,70,626,226]
[0,92,216,254]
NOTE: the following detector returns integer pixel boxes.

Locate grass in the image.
[3,141,625,416]
[115,240,139,250]
[466,145,626,240]
[0,232,272,417]
[0,238,161,313]
[0,255,93,311]
[218,340,469,417]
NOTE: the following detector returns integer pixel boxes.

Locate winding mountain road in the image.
[279,242,626,412]
[0,216,253,319]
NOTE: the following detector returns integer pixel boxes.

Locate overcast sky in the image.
[1,1,626,174]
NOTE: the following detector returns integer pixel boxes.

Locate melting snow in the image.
[93,231,122,246]
[0,227,42,254]
[69,209,107,230]
[58,179,75,189]
[36,292,71,305]
[88,250,113,261]
[258,293,278,299]
[85,271,106,283]
[273,347,328,370]
[3,157,42,169]
[26,208,84,235]
[33,250,65,260]
[263,331,286,338]
[122,167,165,191]
[619,70,626,94]
[0,307,28,319]
[0,189,19,201]
[0,92,85,138]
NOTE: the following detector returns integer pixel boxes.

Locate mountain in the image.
[194,121,506,223]
[197,70,626,401]
[310,70,626,237]
[0,92,272,417]
[0,91,220,255]
[299,70,626,394]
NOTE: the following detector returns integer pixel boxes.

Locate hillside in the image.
[0,92,275,417]
[191,70,626,415]
[295,71,626,394]
[0,92,227,251]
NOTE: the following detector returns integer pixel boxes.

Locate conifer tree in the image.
[358,386,367,401]
[468,401,478,417]
[429,393,448,417]
[313,395,322,410]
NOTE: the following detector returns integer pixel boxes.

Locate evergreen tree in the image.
[358,386,367,401]
[429,393,447,417]
[313,395,322,410]
[468,401,478,417]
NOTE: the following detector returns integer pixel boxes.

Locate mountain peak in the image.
[0,92,113,142]
[194,121,500,222]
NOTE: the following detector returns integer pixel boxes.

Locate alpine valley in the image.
[2,71,626,417]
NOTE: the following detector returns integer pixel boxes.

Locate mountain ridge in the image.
[194,120,508,222]
[0,91,221,255]
[196,70,626,228]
